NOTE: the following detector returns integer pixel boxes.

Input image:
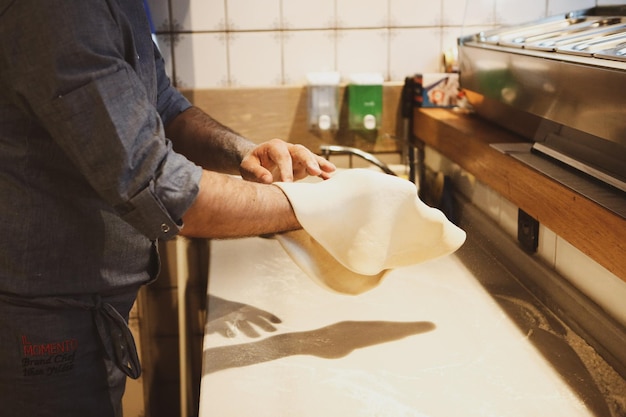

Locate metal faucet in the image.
[319,145,397,176]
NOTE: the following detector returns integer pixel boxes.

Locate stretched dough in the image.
[274,230,386,295]
[274,169,466,295]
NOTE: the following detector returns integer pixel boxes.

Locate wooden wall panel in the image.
[181,84,404,154]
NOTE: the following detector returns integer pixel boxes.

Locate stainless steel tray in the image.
[557,31,626,57]
[525,20,626,51]
[596,43,626,61]
[478,15,585,45]
[497,17,621,48]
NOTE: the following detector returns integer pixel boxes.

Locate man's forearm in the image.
[165,106,255,173]
[179,170,300,239]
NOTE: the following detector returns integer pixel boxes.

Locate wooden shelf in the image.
[413,107,626,283]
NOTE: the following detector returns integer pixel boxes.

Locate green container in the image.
[348,74,383,131]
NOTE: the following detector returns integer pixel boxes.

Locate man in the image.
[0,1,335,416]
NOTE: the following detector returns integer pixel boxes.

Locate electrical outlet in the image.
[518,209,539,253]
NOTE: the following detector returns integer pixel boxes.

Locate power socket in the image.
[518,209,539,253]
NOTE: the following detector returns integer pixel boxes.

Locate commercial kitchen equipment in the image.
[458,5,626,218]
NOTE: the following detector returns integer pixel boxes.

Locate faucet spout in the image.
[320,145,396,176]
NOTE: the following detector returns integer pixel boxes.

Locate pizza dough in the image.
[274,169,466,295]
[274,230,386,295]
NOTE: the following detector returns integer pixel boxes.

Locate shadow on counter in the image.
[203,295,435,375]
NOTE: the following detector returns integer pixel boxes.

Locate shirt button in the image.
[161,223,170,233]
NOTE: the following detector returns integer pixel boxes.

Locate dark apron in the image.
[0,289,141,417]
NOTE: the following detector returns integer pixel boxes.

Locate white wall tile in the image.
[555,237,626,327]
[537,225,557,267]
[226,0,281,30]
[153,0,615,88]
[442,0,469,26]
[282,0,336,29]
[229,32,283,86]
[498,196,518,239]
[337,0,390,28]
[153,0,562,87]
[472,181,501,223]
[171,0,226,32]
[174,34,229,88]
[390,0,442,26]
[441,27,461,56]
[283,31,336,85]
[424,146,446,172]
[444,0,495,26]
[389,28,443,79]
[452,170,477,201]
[336,29,389,78]
[547,0,596,16]
[425,147,474,200]
[495,0,546,26]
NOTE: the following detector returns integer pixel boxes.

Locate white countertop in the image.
[199,236,620,417]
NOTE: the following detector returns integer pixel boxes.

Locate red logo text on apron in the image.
[21,335,79,377]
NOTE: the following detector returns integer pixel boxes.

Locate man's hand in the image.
[240,139,336,184]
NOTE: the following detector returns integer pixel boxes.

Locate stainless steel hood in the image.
[458,6,626,215]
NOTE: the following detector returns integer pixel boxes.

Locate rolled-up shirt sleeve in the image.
[39,66,201,241]
[6,0,202,241]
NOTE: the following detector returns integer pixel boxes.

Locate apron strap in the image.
[93,295,142,379]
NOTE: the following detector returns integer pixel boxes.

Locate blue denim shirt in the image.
[0,0,203,295]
